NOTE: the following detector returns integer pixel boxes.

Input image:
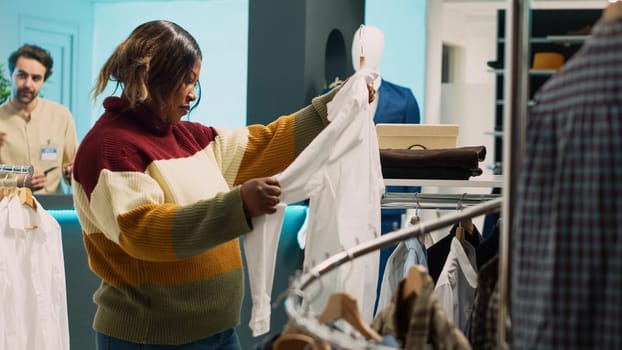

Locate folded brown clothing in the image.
[382,167,483,180]
[379,146,486,170]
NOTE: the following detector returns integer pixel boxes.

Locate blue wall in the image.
[0,0,428,134]
[92,0,249,132]
[365,0,428,121]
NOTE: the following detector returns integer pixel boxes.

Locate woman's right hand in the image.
[240,177,282,218]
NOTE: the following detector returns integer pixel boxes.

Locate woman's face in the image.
[163,59,201,124]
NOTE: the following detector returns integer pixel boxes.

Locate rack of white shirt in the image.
[0,163,69,350]
[283,197,502,349]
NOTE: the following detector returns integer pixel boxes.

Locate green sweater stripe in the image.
[93,269,243,345]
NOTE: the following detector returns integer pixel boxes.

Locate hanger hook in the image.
[1,172,10,187]
[341,243,357,288]
[458,192,467,211]
[9,173,18,188]
[414,192,421,220]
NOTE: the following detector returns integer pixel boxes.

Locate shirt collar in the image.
[449,237,478,288]
[4,99,32,122]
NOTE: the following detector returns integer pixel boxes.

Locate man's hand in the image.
[62,164,72,185]
[21,171,46,192]
[240,177,282,218]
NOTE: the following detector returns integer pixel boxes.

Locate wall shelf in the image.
[490,8,601,174]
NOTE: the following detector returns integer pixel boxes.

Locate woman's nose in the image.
[188,89,196,102]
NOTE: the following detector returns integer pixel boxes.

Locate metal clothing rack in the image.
[0,164,34,176]
[499,0,530,346]
[282,0,529,345]
[0,164,34,187]
[382,192,501,211]
[284,197,503,349]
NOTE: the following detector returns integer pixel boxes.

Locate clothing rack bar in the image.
[500,0,530,346]
[0,164,34,176]
[382,203,486,211]
[382,192,500,209]
[284,197,502,349]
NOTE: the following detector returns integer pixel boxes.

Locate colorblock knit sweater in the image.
[72,92,333,345]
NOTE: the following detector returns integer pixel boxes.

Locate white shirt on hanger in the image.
[434,236,478,333]
[242,68,384,336]
[0,195,69,350]
[376,238,428,314]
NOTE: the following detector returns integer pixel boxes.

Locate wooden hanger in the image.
[17,187,37,211]
[455,225,465,243]
[273,333,315,350]
[0,175,37,211]
[402,265,427,300]
[0,181,38,230]
[359,24,366,69]
[274,322,331,350]
[318,292,382,341]
[0,187,9,202]
[460,217,474,236]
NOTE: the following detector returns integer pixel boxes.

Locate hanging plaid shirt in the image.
[511,16,622,349]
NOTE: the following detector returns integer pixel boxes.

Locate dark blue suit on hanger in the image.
[374,79,420,125]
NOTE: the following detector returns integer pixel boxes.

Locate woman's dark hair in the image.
[93,20,202,110]
[8,44,54,81]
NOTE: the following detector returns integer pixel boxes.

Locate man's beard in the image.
[15,88,37,105]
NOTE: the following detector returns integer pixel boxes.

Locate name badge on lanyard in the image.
[41,140,58,161]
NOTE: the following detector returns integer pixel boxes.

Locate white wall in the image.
[440,1,500,172]
[92,0,248,131]
[437,0,608,161]
[415,1,498,239]
[422,0,607,238]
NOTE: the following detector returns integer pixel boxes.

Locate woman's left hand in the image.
[367,83,376,103]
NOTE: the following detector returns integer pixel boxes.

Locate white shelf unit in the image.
[384,174,504,189]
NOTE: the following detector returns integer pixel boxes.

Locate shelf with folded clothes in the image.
[379,145,489,182]
[379,144,502,267]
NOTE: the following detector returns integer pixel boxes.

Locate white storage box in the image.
[376,124,459,150]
